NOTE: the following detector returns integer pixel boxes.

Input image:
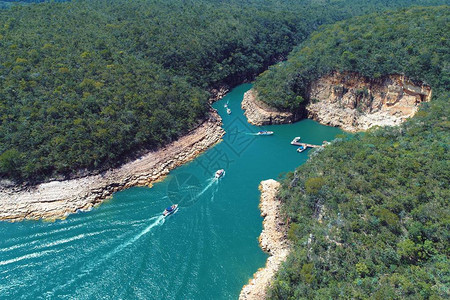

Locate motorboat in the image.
[215,169,225,179]
[226,108,231,114]
[163,204,178,217]
[297,145,306,153]
[256,131,273,136]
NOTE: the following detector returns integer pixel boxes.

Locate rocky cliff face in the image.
[241,89,300,125]
[307,72,432,131]
[240,179,290,300]
[0,110,224,222]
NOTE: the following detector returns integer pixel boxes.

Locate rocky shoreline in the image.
[241,89,299,125]
[0,109,224,222]
[239,179,290,300]
[306,72,432,132]
[244,72,431,132]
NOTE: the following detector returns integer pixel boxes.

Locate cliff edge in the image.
[246,72,431,132]
[241,89,299,125]
[240,179,290,300]
[307,72,432,132]
[0,110,224,222]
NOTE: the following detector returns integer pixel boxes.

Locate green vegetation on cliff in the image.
[1,0,447,182]
[255,5,449,110]
[267,6,450,300]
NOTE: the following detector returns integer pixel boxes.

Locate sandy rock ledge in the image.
[0,110,224,222]
[240,179,290,300]
[307,72,432,132]
[241,89,299,126]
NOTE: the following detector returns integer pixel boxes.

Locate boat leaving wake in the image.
[177,177,219,208]
[106,215,165,259]
[196,178,217,198]
[47,215,165,296]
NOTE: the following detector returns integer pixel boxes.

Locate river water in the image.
[0,84,341,299]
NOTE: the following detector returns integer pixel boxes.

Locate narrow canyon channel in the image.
[0,84,342,299]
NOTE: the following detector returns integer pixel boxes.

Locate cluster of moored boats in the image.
[224,103,231,114]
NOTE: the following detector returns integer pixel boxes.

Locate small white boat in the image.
[215,169,225,179]
[163,204,178,217]
[224,103,228,108]
[297,146,306,153]
[256,131,273,136]
[226,108,231,115]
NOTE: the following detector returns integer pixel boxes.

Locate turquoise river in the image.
[0,84,342,299]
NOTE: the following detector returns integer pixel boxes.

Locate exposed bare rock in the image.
[240,179,290,300]
[209,86,230,103]
[307,72,432,132]
[0,110,224,222]
[241,89,299,125]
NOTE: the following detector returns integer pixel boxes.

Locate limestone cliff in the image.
[241,89,300,125]
[307,72,431,131]
[240,179,290,300]
[0,110,224,222]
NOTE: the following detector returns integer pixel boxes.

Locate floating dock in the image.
[291,137,329,151]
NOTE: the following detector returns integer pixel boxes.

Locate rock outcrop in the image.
[240,179,290,300]
[209,86,230,103]
[241,89,299,125]
[0,110,224,222]
[307,72,432,131]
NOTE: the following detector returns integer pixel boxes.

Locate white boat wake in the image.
[197,178,217,197]
[105,215,165,259]
[46,215,165,296]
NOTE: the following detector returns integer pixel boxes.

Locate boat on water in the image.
[224,103,228,108]
[297,145,306,153]
[226,108,231,114]
[215,169,225,179]
[256,130,273,136]
[163,204,178,217]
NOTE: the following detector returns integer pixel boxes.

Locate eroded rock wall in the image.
[0,110,224,222]
[307,72,431,131]
[241,89,299,125]
[239,179,290,300]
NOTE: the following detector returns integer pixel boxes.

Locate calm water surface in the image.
[0,84,342,299]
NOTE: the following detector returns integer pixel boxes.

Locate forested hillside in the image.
[0,0,447,182]
[255,5,449,110]
[0,0,67,9]
[266,6,449,299]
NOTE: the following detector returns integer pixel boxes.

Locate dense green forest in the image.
[2,0,445,182]
[266,6,449,299]
[0,0,66,9]
[255,6,449,110]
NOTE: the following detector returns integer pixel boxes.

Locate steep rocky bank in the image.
[241,89,299,125]
[307,72,432,131]
[246,72,431,132]
[209,86,230,103]
[240,179,290,300]
[0,110,224,222]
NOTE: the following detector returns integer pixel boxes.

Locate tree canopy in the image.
[0,0,447,182]
[265,6,449,299]
[255,5,450,110]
